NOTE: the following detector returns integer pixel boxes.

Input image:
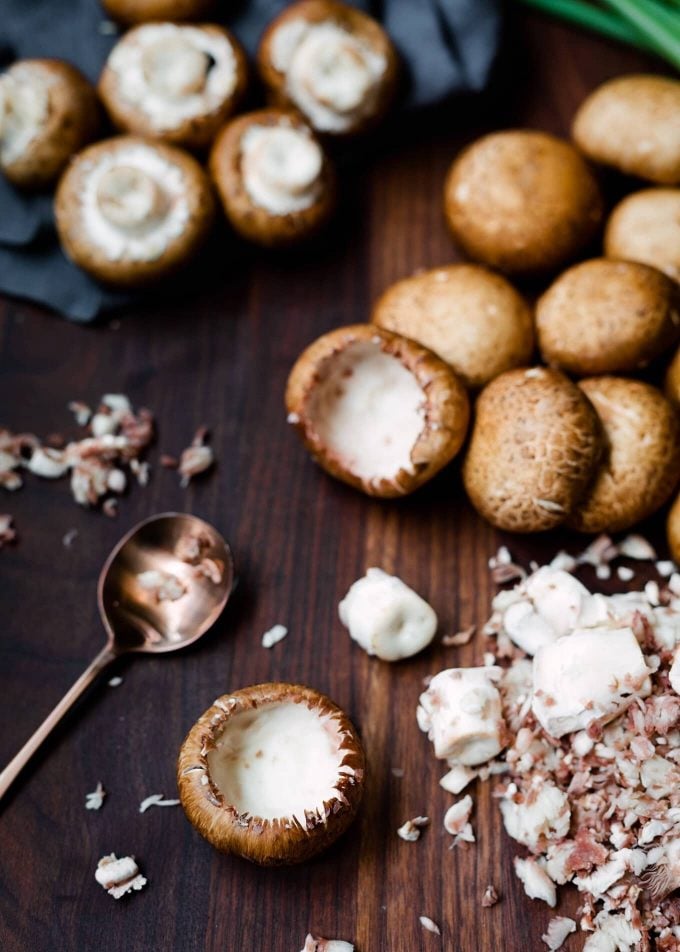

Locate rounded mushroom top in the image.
[105,23,239,132]
[0,61,53,167]
[240,119,324,214]
[266,5,390,133]
[65,139,194,262]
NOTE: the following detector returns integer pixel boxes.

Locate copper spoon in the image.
[0,512,233,802]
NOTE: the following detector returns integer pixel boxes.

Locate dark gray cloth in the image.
[0,0,501,320]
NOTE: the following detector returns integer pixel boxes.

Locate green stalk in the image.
[518,0,663,55]
[600,0,680,67]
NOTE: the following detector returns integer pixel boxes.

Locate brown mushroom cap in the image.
[666,346,680,408]
[371,264,534,390]
[257,0,399,138]
[102,0,215,23]
[536,259,680,376]
[443,130,603,276]
[286,324,470,498]
[54,135,215,287]
[605,189,680,285]
[177,682,366,866]
[667,492,680,564]
[209,109,336,247]
[1,59,99,189]
[462,367,603,533]
[98,24,248,150]
[568,377,680,534]
[572,74,680,186]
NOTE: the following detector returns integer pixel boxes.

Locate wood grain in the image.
[0,9,669,951]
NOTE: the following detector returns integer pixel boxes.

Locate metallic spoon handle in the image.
[0,645,116,803]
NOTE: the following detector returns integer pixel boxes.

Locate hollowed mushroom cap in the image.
[99,23,248,150]
[444,130,603,276]
[177,682,366,865]
[462,367,603,533]
[285,324,470,498]
[209,108,336,247]
[102,0,216,23]
[257,0,399,138]
[568,377,680,534]
[0,59,99,189]
[54,135,215,287]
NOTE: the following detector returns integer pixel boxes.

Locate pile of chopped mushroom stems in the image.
[418,535,680,951]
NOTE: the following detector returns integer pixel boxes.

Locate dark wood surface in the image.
[0,9,669,952]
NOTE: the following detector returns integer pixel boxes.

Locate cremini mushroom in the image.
[102,0,215,23]
[99,23,247,149]
[371,264,534,390]
[210,108,336,246]
[0,59,99,189]
[177,683,365,865]
[462,367,602,532]
[536,259,680,376]
[605,189,680,285]
[55,136,215,286]
[667,493,680,565]
[285,324,470,498]
[444,130,603,276]
[257,0,399,137]
[569,377,680,534]
[572,74,680,185]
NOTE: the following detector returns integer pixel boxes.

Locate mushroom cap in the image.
[462,366,603,532]
[665,346,680,408]
[257,0,399,138]
[371,264,534,389]
[1,59,99,189]
[605,188,680,285]
[568,377,680,534]
[667,492,680,564]
[444,130,603,276]
[285,324,470,498]
[536,258,680,376]
[572,74,680,186]
[54,135,215,287]
[98,23,248,150]
[177,682,366,865]
[102,0,216,23]
[209,108,336,247]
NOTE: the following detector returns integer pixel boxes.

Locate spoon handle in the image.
[0,645,116,803]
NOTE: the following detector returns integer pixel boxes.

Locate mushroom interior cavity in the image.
[0,65,51,165]
[207,701,350,824]
[241,123,323,214]
[305,340,426,482]
[109,24,238,130]
[270,21,386,132]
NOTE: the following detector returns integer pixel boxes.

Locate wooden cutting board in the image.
[0,9,669,950]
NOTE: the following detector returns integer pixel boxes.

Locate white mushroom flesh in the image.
[80,143,190,262]
[532,626,652,738]
[270,20,386,132]
[338,567,437,660]
[305,340,426,484]
[207,702,352,824]
[417,667,506,765]
[0,64,52,166]
[241,123,323,215]
[108,24,238,131]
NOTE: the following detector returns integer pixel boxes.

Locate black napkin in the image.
[0,0,502,321]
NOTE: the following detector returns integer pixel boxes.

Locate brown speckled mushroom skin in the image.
[667,493,680,564]
[605,189,680,285]
[209,109,336,247]
[665,346,680,407]
[102,0,216,24]
[572,75,680,186]
[98,25,248,151]
[54,135,215,288]
[2,60,99,190]
[537,259,680,377]
[444,130,603,276]
[371,264,534,390]
[257,0,400,138]
[462,367,603,533]
[177,682,366,866]
[568,377,680,535]
[285,324,470,498]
